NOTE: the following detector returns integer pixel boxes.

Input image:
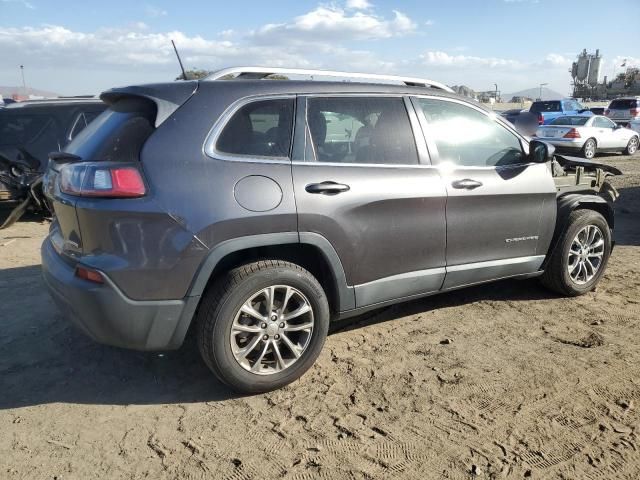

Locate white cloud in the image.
[253,6,416,42]
[421,51,522,68]
[346,0,372,9]
[424,19,435,26]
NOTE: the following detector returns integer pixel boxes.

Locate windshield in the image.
[0,112,58,147]
[549,116,589,126]
[530,101,561,113]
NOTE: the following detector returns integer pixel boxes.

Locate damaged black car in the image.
[0,98,105,228]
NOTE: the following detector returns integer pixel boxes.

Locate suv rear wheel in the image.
[196,260,330,393]
[540,210,611,296]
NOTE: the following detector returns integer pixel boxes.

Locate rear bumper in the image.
[41,237,199,350]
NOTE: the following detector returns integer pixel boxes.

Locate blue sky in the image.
[1,0,639,95]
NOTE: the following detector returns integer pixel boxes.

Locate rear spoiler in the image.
[100,81,199,127]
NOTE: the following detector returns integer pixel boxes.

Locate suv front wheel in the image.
[540,209,611,296]
[197,260,330,393]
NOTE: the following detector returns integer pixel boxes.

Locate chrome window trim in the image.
[410,94,536,170]
[203,94,297,164]
[302,93,425,168]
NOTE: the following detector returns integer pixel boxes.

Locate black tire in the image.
[196,260,330,394]
[581,138,596,159]
[540,210,611,296]
[624,135,639,156]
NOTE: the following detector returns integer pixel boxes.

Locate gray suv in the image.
[41,67,620,393]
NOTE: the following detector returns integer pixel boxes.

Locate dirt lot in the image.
[1,153,639,480]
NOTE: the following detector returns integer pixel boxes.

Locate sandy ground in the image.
[1,152,640,480]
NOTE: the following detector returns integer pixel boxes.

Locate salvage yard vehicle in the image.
[41,67,621,393]
[0,97,106,228]
[605,97,640,126]
[534,115,639,159]
[530,99,592,125]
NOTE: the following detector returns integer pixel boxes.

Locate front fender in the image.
[542,193,615,269]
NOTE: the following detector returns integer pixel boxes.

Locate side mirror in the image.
[529,140,555,163]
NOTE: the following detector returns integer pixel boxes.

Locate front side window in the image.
[216,99,294,158]
[307,97,418,165]
[416,98,525,167]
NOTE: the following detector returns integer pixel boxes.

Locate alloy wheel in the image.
[230,285,314,375]
[628,137,638,155]
[583,140,596,159]
[567,225,605,285]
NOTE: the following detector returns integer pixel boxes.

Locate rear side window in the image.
[65,98,156,162]
[307,96,418,165]
[609,99,637,109]
[530,101,561,113]
[216,99,294,158]
[417,98,525,167]
[67,111,102,142]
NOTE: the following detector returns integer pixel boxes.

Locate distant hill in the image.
[503,86,566,101]
[0,86,60,99]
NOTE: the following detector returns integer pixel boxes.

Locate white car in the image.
[535,115,639,159]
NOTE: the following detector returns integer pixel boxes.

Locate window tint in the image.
[0,113,57,147]
[530,101,561,113]
[307,97,418,165]
[217,99,294,158]
[593,117,615,128]
[417,98,525,167]
[609,99,637,109]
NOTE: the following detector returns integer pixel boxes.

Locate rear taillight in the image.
[75,266,104,284]
[631,108,639,117]
[537,113,544,125]
[563,128,581,139]
[59,163,146,198]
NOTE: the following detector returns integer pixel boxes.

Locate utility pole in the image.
[494,83,499,102]
[20,65,26,94]
[539,83,548,101]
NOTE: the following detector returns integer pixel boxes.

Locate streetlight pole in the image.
[494,83,498,102]
[20,65,26,94]
[539,83,548,101]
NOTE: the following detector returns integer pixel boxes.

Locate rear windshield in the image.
[530,101,561,113]
[549,116,589,126]
[609,99,638,109]
[0,112,58,147]
[65,98,156,162]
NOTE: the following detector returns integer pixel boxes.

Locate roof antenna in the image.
[171,39,187,80]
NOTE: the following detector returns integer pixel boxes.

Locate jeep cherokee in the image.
[41,67,620,393]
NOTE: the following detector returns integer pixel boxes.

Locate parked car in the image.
[605,97,640,126]
[529,99,592,125]
[42,67,620,393]
[534,115,639,159]
[589,106,607,115]
[629,118,640,134]
[0,97,105,228]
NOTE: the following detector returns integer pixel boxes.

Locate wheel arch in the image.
[542,193,614,270]
[187,232,354,315]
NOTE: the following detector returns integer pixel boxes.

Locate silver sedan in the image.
[535,115,639,159]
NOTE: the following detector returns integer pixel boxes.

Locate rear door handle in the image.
[451,179,483,190]
[305,181,350,195]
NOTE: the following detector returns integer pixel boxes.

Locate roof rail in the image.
[205,66,454,93]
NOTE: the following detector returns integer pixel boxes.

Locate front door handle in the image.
[305,181,350,195]
[452,179,483,190]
